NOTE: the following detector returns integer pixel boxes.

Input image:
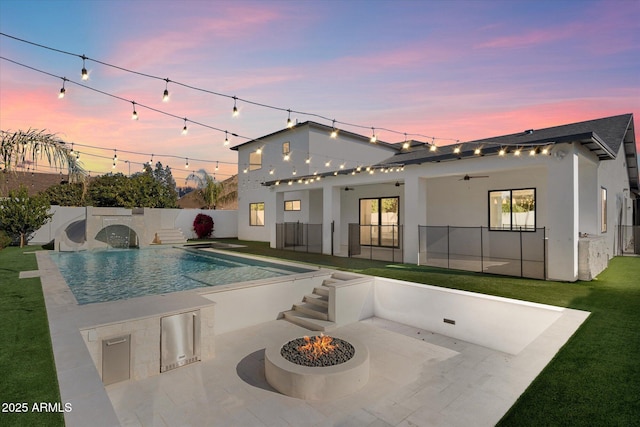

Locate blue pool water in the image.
[51,247,312,305]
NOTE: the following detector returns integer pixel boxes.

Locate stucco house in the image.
[232,114,638,282]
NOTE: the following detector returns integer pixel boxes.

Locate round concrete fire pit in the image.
[264,334,369,400]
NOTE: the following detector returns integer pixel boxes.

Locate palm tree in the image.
[186,169,225,209]
[1,128,86,180]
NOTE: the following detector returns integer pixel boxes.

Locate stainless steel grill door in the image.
[160,310,201,372]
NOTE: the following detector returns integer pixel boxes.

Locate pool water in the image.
[51,247,312,305]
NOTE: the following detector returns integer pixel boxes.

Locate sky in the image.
[1,0,639,184]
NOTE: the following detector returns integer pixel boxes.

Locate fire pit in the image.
[265,333,369,400]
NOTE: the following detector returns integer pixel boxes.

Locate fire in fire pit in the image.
[280,333,355,367]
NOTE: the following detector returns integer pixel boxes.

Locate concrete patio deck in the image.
[35,251,589,427]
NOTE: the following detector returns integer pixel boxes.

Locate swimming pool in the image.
[51,247,313,304]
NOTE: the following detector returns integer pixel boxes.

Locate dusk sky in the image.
[1,0,639,183]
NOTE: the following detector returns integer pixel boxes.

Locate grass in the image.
[2,239,639,426]
[0,246,64,427]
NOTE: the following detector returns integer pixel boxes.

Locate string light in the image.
[81,55,88,80]
[514,147,521,156]
[256,147,262,154]
[453,146,461,154]
[474,147,482,155]
[330,120,338,138]
[1,34,462,146]
[529,148,536,156]
[542,146,550,155]
[287,110,293,128]
[499,148,506,156]
[182,118,188,135]
[305,156,311,164]
[58,77,67,98]
[324,160,331,167]
[163,78,170,102]
[224,131,230,147]
[131,102,138,120]
[185,158,189,168]
[370,127,377,143]
[402,134,410,150]
[113,149,118,163]
[283,153,290,161]
[232,96,239,117]
[215,161,219,171]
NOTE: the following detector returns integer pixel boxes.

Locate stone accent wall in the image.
[578,236,610,280]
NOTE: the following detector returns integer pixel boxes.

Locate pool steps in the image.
[152,228,187,245]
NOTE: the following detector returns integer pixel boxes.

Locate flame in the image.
[298,333,337,360]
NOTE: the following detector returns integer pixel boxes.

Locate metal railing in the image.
[275,222,323,253]
[349,224,403,262]
[418,225,546,279]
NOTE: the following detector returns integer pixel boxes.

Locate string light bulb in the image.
[283,153,290,161]
[402,133,410,150]
[224,131,230,147]
[529,148,537,156]
[305,156,311,164]
[474,147,482,155]
[113,149,118,163]
[215,161,219,171]
[287,110,293,128]
[81,55,88,80]
[162,78,170,102]
[542,146,550,155]
[131,102,138,120]
[370,127,377,143]
[185,158,189,169]
[256,147,262,154]
[330,120,338,138]
[232,96,239,117]
[499,148,506,156]
[182,118,188,135]
[59,78,67,99]
[453,146,461,154]
[514,148,521,156]
[324,160,331,167]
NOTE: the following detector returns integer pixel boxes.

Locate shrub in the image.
[0,230,12,250]
[193,213,214,239]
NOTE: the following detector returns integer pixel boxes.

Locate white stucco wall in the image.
[175,209,238,239]
[30,206,87,245]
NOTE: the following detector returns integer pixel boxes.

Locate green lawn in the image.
[0,246,64,427]
[2,240,639,426]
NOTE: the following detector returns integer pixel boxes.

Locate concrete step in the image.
[313,286,330,297]
[304,294,328,308]
[153,229,187,244]
[322,279,339,286]
[283,310,337,332]
[292,303,328,320]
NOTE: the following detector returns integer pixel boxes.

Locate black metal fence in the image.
[618,225,640,255]
[418,225,546,279]
[348,224,403,262]
[275,222,323,253]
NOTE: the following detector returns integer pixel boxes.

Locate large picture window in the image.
[249,202,264,226]
[489,188,536,231]
[359,197,399,247]
[601,187,607,233]
[249,151,262,171]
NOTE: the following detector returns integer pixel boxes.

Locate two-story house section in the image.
[230,121,399,243]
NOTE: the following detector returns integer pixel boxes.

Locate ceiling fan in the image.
[459,174,489,181]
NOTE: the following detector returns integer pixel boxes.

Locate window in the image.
[282,142,290,155]
[284,200,301,211]
[249,202,264,226]
[489,188,535,230]
[249,151,262,171]
[359,197,399,247]
[601,187,607,233]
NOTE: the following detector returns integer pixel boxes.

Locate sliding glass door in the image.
[359,197,399,247]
